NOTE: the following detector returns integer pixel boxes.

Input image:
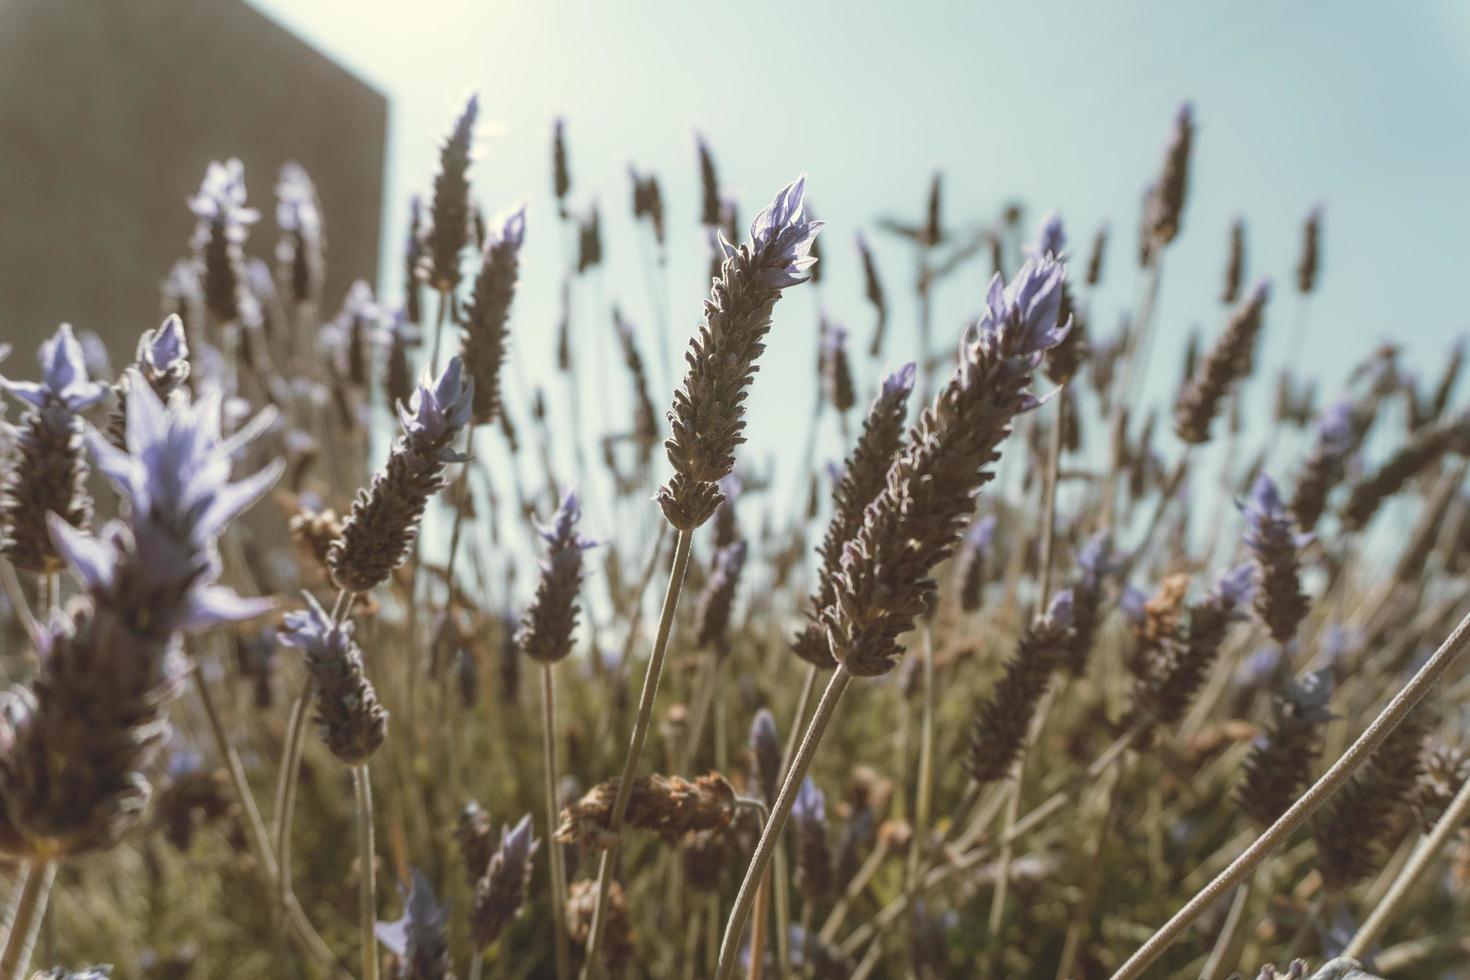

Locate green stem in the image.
[354,764,379,980]
[1111,606,1470,980]
[581,527,694,978]
[0,861,54,980]
[714,666,853,980]
[542,664,573,980]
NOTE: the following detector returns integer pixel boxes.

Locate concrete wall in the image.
[0,0,387,366]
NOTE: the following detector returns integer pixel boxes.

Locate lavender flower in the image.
[791,778,833,900]
[1296,206,1322,295]
[696,132,721,227]
[694,539,747,653]
[552,117,572,217]
[1,324,110,573]
[1174,280,1271,444]
[1238,672,1332,829]
[969,590,1074,784]
[279,593,388,765]
[823,257,1069,676]
[1289,398,1356,530]
[749,709,781,806]
[471,814,539,950]
[335,280,378,390]
[954,514,999,613]
[1063,534,1123,675]
[822,321,855,414]
[793,362,915,668]
[1223,218,1246,304]
[1143,102,1194,248]
[188,159,259,323]
[1029,209,1066,258]
[857,233,887,355]
[375,868,453,980]
[382,311,422,411]
[404,195,426,324]
[427,94,478,293]
[329,357,474,593]
[517,491,594,663]
[657,176,822,530]
[629,164,666,247]
[1132,565,1254,728]
[0,381,279,858]
[274,162,325,304]
[1241,474,1311,644]
[461,203,525,425]
[108,315,191,448]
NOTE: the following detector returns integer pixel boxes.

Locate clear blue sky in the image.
[248,0,1470,527]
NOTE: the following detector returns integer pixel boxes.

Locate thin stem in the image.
[354,764,379,980]
[772,663,818,979]
[907,625,936,964]
[1345,766,1470,959]
[191,659,342,974]
[1199,875,1254,980]
[0,560,41,654]
[276,674,318,914]
[1110,606,1470,980]
[542,663,573,980]
[429,289,449,375]
[0,861,54,980]
[582,527,694,978]
[714,666,854,980]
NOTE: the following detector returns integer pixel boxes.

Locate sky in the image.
[246,0,1470,539]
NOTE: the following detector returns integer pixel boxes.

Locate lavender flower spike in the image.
[461,202,527,425]
[1241,473,1311,644]
[1028,209,1066,258]
[0,381,278,858]
[1,324,111,572]
[471,813,540,950]
[517,490,596,664]
[822,256,1069,677]
[658,175,823,530]
[331,356,474,593]
[279,592,388,765]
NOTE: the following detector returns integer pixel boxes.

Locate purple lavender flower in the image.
[461,202,526,425]
[274,162,324,303]
[330,356,474,593]
[749,709,781,806]
[471,813,539,949]
[2,325,112,572]
[955,514,999,613]
[279,592,387,764]
[517,491,596,664]
[1240,474,1311,642]
[376,868,452,979]
[189,159,259,323]
[791,777,833,900]
[792,777,825,828]
[658,176,823,530]
[824,256,1070,677]
[1028,209,1066,258]
[1289,398,1358,530]
[1,324,109,414]
[0,382,278,858]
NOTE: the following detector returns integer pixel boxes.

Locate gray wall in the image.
[0,0,387,366]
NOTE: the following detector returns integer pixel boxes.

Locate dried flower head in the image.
[658,176,822,529]
[823,257,1070,676]
[567,877,634,971]
[1340,410,1470,531]
[470,814,539,950]
[1132,566,1254,729]
[555,772,735,849]
[517,491,594,663]
[279,592,388,765]
[329,357,474,593]
[1412,743,1470,830]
